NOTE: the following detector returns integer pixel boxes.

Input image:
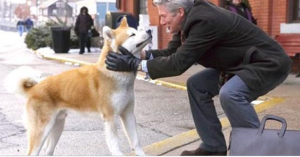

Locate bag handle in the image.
[258,115,287,137]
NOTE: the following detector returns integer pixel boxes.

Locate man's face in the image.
[157,5,184,34]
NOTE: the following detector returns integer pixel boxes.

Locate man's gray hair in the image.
[153,0,194,14]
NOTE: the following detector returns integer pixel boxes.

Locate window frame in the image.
[140,0,148,14]
[288,0,300,23]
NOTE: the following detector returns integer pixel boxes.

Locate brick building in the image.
[117,0,300,73]
[118,0,300,49]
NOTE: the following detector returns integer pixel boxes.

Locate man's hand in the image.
[105,46,141,72]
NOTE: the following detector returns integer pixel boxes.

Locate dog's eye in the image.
[130,34,136,37]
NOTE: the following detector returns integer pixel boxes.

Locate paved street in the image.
[1,30,300,156]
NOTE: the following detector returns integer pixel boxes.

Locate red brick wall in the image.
[120,0,289,48]
[269,0,288,36]
[147,1,173,49]
[119,0,299,73]
[121,0,134,14]
[249,0,288,36]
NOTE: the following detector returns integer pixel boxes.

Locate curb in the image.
[37,52,92,66]
[43,55,92,66]
[37,52,187,91]
[35,52,285,156]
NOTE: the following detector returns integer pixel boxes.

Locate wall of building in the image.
[249,0,288,36]
[120,0,290,49]
[147,1,171,50]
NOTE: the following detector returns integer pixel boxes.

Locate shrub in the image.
[25,15,80,51]
[25,26,52,50]
[25,26,80,50]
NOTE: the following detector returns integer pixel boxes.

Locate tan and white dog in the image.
[5,18,151,156]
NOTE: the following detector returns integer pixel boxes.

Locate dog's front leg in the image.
[105,116,123,155]
[120,102,145,156]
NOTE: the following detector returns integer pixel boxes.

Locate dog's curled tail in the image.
[5,66,42,96]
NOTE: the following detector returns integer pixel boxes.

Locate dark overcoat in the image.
[75,7,94,35]
[147,0,291,91]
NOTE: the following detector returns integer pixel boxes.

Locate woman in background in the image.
[225,0,257,25]
[75,6,94,54]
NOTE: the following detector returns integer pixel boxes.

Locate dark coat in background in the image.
[16,20,25,27]
[75,7,94,35]
[75,6,94,53]
[147,0,291,91]
[25,18,34,29]
[225,1,257,25]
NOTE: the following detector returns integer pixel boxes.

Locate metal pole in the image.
[36,0,39,25]
[9,2,11,21]
[0,0,2,19]
[36,0,38,16]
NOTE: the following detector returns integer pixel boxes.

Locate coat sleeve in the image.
[85,15,94,30]
[75,16,80,35]
[147,19,220,79]
[148,32,182,58]
[89,15,94,28]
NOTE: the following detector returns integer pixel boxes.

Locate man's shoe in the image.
[181,147,227,156]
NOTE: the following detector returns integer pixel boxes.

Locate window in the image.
[52,9,57,15]
[288,0,300,23]
[140,0,148,14]
[97,2,107,22]
[294,0,300,21]
[56,2,65,8]
[43,9,48,16]
[96,2,118,23]
[108,2,118,12]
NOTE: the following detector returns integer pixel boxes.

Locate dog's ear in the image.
[102,26,114,41]
[119,17,128,28]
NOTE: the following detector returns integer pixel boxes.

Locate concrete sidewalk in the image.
[35,50,300,156]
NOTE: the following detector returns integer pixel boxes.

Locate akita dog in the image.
[5,18,151,156]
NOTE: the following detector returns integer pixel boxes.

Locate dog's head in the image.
[102,17,152,58]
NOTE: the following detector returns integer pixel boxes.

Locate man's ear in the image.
[102,26,114,40]
[179,7,185,17]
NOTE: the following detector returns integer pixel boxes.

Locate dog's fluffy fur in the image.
[5,18,151,156]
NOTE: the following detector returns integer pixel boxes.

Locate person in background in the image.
[105,0,291,155]
[16,19,25,37]
[75,6,94,55]
[25,17,34,32]
[225,0,257,25]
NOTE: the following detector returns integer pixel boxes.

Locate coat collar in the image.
[181,7,191,32]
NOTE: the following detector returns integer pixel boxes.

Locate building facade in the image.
[118,0,300,50]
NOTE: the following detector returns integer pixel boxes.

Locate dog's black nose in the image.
[146,29,152,39]
[146,29,152,35]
